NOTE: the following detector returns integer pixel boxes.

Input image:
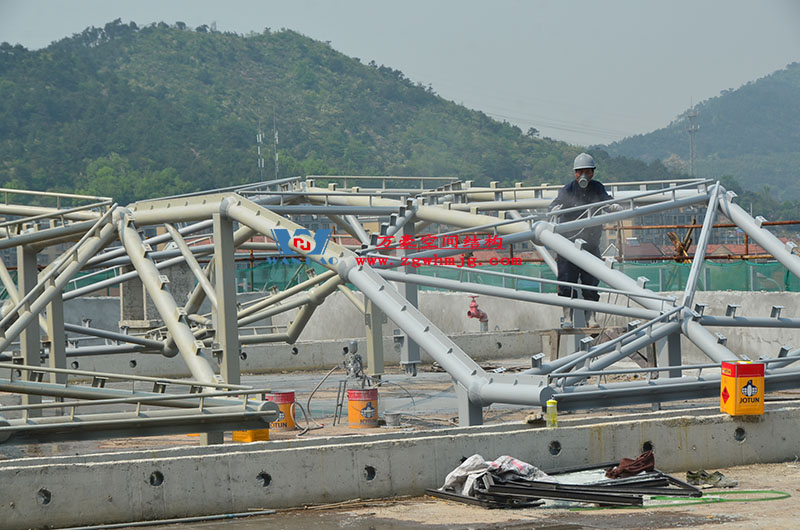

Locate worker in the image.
[548,153,618,327]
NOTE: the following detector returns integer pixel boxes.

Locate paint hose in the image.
[296,365,339,437]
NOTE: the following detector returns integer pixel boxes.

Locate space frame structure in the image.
[1,174,800,441]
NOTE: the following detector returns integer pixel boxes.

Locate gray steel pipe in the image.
[117,215,217,384]
[681,184,720,308]
[718,190,800,279]
[552,191,711,236]
[64,254,187,300]
[553,370,800,411]
[0,379,251,409]
[0,222,118,353]
[533,222,739,363]
[698,316,800,328]
[0,405,276,437]
[378,269,659,320]
[344,214,371,245]
[0,220,99,251]
[342,259,552,406]
[164,223,218,309]
[558,321,683,385]
[555,313,681,372]
[86,218,214,268]
[238,270,337,319]
[63,323,165,349]
[65,344,149,356]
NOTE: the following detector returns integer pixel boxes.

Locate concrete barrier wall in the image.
[68,330,539,377]
[61,290,800,376]
[2,404,798,530]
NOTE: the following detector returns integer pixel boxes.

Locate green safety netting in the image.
[235,259,331,292]
[2,259,797,300]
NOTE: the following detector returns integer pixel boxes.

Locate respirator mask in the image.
[578,174,589,189]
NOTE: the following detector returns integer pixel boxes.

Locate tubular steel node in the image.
[0,176,799,439]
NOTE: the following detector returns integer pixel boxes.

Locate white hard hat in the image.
[573,153,596,170]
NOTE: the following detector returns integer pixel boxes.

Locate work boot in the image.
[586,311,599,328]
[561,307,573,328]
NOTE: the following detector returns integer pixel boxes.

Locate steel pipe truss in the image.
[0,176,799,437]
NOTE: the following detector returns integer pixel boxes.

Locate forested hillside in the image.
[604,62,800,199]
[0,20,678,204]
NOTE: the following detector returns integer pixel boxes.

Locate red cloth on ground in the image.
[605,450,655,479]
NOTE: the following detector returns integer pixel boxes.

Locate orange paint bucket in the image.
[265,391,296,430]
[347,388,379,428]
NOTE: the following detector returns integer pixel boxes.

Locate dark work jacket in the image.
[548,179,613,252]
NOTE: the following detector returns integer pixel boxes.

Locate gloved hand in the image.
[548,204,563,221]
[608,203,624,213]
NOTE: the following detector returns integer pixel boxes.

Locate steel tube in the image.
[0,405,278,443]
[237,270,337,319]
[238,292,311,327]
[0,223,118,353]
[343,259,551,406]
[0,379,252,408]
[65,344,149,356]
[117,216,217,385]
[0,220,99,251]
[344,214,371,245]
[164,223,218,308]
[236,333,290,345]
[86,219,214,268]
[63,323,165,349]
[0,203,100,223]
[553,192,711,236]
[0,256,49,335]
[377,270,659,320]
[533,222,739,363]
[681,184,720,308]
[0,361,251,390]
[64,254,186,300]
[553,370,800,411]
[302,186,533,234]
[337,284,366,314]
[284,276,343,343]
[718,190,800,279]
[697,316,800,328]
[559,321,683,385]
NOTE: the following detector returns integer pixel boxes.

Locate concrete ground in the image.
[116,461,800,529]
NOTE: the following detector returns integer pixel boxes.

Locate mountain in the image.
[602,62,800,199]
[0,20,676,204]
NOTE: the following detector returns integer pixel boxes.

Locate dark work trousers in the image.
[556,249,601,302]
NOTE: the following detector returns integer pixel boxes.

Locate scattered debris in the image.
[428,454,702,509]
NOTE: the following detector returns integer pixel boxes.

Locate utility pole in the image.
[686,108,699,177]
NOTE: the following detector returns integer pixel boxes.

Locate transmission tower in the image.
[256,124,265,180]
[273,114,279,180]
[686,109,699,177]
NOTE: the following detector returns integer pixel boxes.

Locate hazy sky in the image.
[2,0,799,146]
